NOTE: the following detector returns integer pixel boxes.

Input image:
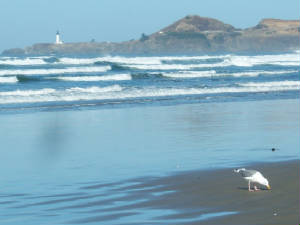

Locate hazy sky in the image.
[0,0,299,52]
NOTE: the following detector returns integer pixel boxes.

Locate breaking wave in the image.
[224,54,300,67]
[0,88,56,97]
[58,74,131,81]
[16,75,43,82]
[131,72,163,79]
[0,81,298,104]
[0,57,47,66]
[1,52,299,68]
[43,57,60,63]
[163,71,216,78]
[239,80,300,87]
[0,66,111,76]
[66,85,123,93]
[222,70,299,77]
[110,64,132,71]
[0,77,18,83]
[162,70,298,78]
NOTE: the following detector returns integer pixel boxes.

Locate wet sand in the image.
[1,161,298,225]
[94,160,299,225]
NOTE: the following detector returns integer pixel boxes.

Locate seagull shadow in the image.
[237,187,269,191]
[237,187,248,190]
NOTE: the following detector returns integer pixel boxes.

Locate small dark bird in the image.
[271,148,276,152]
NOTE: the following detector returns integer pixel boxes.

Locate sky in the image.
[0,0,299,52]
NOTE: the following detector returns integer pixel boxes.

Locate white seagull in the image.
[234,168,271,191]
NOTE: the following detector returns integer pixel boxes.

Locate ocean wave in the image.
[66,85,123,93]
[110,64,132,71]
[162,70,298,79]
[93,61,114,66]
[59,56,160,65]
[163,71,216,78]
[0,57,47,66]
[0,77,18,83]
[57,74,131,81]
[43,57,60,63]
[57,53,300,69]
[1,82,298,104]
[0,66,111,76]
[1,52,298,68]
[224,54,300,67]
[239,80,300,87]
[0,88,55,96]
[51,55,231,66]
[16,75,43,82]
[226,70,299,77]
[130,64,204,70]
[131,72,163,79]
[161,58,224,65]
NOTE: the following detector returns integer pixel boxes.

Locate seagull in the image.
[234,168,271,191]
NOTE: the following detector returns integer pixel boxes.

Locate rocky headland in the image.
[2,15,300,55]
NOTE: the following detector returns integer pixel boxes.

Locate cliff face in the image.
[2,15,300,55]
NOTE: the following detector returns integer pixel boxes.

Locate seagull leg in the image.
[248,180,253,192]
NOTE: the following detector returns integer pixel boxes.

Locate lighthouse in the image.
[55,31,63,44]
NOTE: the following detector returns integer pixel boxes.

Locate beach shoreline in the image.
[86,159,299,225]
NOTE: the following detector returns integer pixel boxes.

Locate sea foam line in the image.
[224,54,300,67]
[239,80,300,87]
[66,85,123,93]
[59,52,300,68]
[0,88,56,96]
[223,70,299,77]
[162,70,298,78]
[0,82,299,104]
[0,58,47,66]
[0,66,111,76]
[163,71,216,78]
[1,52,299,68]
[0,77,18,83]
[57,74,131,81]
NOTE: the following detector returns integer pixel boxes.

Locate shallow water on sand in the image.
[0,98,299,224]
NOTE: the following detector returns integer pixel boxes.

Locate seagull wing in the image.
[239,169,258,178]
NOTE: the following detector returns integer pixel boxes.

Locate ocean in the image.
[0,52,299,224]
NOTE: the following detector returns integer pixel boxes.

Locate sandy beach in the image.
[0,99,299,224]
[76,160,299,225]
[148,160,300,225]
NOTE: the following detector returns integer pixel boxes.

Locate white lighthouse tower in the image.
[55,30,63,44]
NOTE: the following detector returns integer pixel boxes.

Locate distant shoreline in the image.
[2,15,299,56]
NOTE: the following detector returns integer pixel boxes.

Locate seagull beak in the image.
[267,185,271,190]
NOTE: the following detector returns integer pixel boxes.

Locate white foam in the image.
[220,70,299,77]
[0,77,18,83]
[112,53,299,68]
[57,74,131,81]
[66,85,123,93]
[131,64,217,70]
[0,66,110,76]
[0,58,46,65]
[163,70,216,78]
[1,52,298,68]
[239,80,300,87]
[163,70,298,78]
[0,82,299,104]
[0,88,55,96]
[58,55,229,66]
[224,53,300,67]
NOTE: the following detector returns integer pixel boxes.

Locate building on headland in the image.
[55,31,63,44]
